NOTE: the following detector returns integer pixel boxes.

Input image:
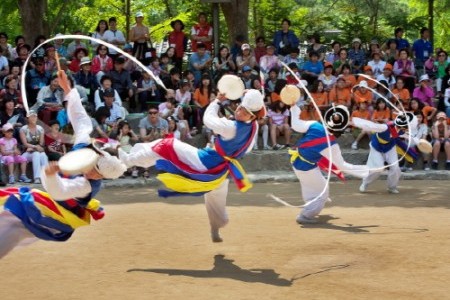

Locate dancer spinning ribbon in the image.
[287,98,369,224]
[0,69,126,259]
[119,85,266,243]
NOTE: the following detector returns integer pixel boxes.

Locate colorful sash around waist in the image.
[0,187,96,242]
[289,149,345,180]
[298,135,336,149]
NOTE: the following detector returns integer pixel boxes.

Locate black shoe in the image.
[0,181,6,187]
[431,161,438,170]
[446,162,450,171]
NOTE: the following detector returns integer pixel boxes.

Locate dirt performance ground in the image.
[1,180,449,300]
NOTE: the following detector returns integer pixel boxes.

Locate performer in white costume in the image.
[119,90,266,242]
[289,104,369,224]
[353,112,417,194]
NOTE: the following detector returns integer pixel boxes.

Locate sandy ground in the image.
[1,180,450,300]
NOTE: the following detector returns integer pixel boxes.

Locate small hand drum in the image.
[217,74,245,100]
[58,148,99,175]
[280,85,300,106]
[417,139,432,154]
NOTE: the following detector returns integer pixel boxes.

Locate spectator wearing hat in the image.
[107,56,134,110]
[240,65,255,89]
[74,56,97,104]
[53,33,68,59]
[69,47,89,73]
[325,41,341,65]
[25,57,51,106]
[367,39,382,59]
[412,27,433,76]
[348,38,366,74]
[168,19,187,71]
[129,11,151,62]
[20,110,49,184]
[66,30,88,59]
[356,65,377,89]
[272,18,299,57]
[103,17,126,61]
[91,45,113,84]
[97,87,125,127]
[188,42,212,85]
[191,12,213,52]
[367,50,386,77]
[236,43,257,72]
[259,44,281,75]
[0,123,31,184]
[413,74,435,107]
[253,36,267,64]
[377,63,396,89]
[353,80,374,109]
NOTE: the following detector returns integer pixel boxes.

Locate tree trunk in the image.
[221,0,250,45]
[18,0,49,44]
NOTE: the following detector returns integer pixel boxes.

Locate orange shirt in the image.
[342,74,357,90]
[422,106,436,120]
[391,88,410,105]
[356,76,377,89]
[353,89,373,104]
[310,91,328,108]
[351,109,371,120]
[300,107,321,121]
[193,88,210,108]
[372,108,391,122]
[328,87,351,106]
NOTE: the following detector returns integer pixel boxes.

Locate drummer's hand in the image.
[45,161,61,176]
[57,70,71,95]
[216,92,228,102]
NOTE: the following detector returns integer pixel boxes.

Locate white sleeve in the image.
[290,106,315,133]
[203,100,236,140]
[41,169,92,200]
[114,90,123,107]
[352,117,387,133]
[94,90,101,110]
[444,89,450,107]
[66,88,93,145]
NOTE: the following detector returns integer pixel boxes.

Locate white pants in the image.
[294,144,369,218]
[254,124,269,148]
[362,146,401,190]
[21,151,49,180]
[122,141,230,232]
[0,211,37,259]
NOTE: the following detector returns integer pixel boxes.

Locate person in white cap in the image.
[354,112,418,194]
[119,89,266,243]
[413,74,435,107]
[289,105,369,224]
[129,11,150,62]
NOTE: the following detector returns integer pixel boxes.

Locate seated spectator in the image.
[299,102,321,121]
[403,112,430,171]
[13,43,31,70]
[213,45,236,82]
[348,38,366,74]
[357,65,377,89]
[116,120,139,178]
[434,50,449,95]
[413,74,435,107]
[137,70,159,112]
[309,80,329,112]
[302,51,323,85]
[260,44,281,75]
[444,78,450,117]
[148,57,162,78]
[44,120,66,161]
[377,63,396,89]
[409,98,437,126]
[351,101,371,150]
[333,48,349,74]
[188,42,212,85]
[25,57,51,108]
[329,76,351,108]
[270,79,287,104]
[253,36,266,64]
[367,50,386,77]
[19,110,49,184]
[431,111,450,170]
[32,75,64,125]
[340,64,357,90]
[0,123,31,184]
[44,45,57,73]
[318,62,336,92]
[74,57,97,105]
[372,99,391,123]
[253,115,270,151]
[393,48,416,94]
[68,47,89,73]
[158,89,177,119]
[391,78,410,106]
[193,73,213,128]
[0,97,26,140]
[56,100,69,130]
[139,105,169,142]
[108,56,134,111]
[268,101,291,150]
[283,46,304,70]
[240,65,254,89]
[162,67,181,91]
[265,68,279,94]
[91,45,114,84]
[91,106,111,139]
[98,88,126,127]
[353,80,374,111]
[236,43,257,72]
[94,75,122,110]
[285,63,301,85]
[0,75,23,108]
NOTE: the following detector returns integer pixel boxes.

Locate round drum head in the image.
[59,148,99,175]
[217,75,245,100]
[280,85,300,105]
[417,139,432,154]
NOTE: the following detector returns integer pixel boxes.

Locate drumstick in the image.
[55,51,61,71]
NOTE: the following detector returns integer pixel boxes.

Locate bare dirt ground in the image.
[1,180,450,300]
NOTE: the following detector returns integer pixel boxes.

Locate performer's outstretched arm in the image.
[203,99,236,140]
[290,105,315,133]
[352,117,387,133]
